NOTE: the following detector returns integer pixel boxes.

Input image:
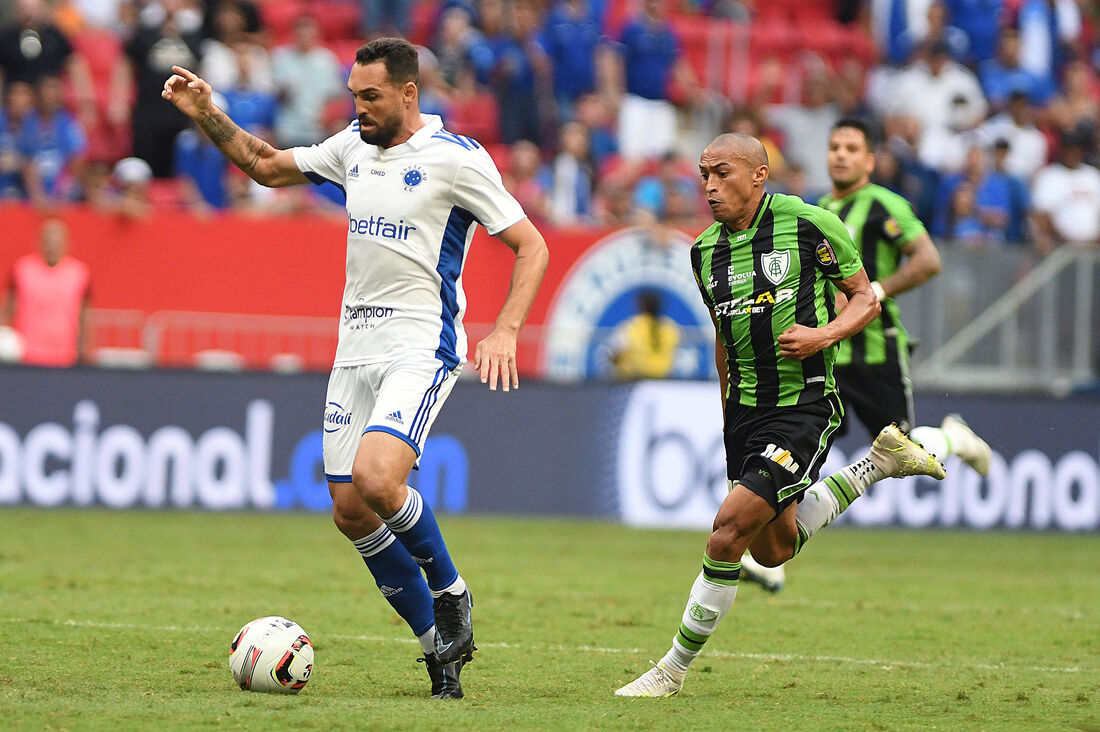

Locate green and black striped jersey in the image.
[691,192,863,408]
[817,183,926,366]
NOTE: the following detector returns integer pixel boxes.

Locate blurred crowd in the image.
[1,0,1100,250]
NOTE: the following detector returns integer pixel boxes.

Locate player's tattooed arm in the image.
[164,66,305,187]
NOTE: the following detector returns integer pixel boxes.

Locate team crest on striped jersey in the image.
[760,250,790,285]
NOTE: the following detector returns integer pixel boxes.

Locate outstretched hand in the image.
[473,328,519,392]
[161,66,215,119]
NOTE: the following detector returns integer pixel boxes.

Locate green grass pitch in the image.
[2,509,1097,730]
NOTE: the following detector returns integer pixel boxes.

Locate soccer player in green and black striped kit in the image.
[616,133,946,698]
[740,119,994,594]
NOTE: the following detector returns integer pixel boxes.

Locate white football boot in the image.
[940,414,992,476]
[870,424,946,480]
[739,552,786,594]
[615,662,685,697]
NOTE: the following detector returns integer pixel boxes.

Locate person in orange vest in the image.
[2,217,91,366]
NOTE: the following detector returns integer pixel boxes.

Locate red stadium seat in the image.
[326,37,366,69]
[259,0,308,44]
[309,0,360,40]
[749,20,801,62]
[406,0,440,46]
[71,29,122,79]
[146,179,188,209]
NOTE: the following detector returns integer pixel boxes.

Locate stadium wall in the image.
[1,366,1097,532]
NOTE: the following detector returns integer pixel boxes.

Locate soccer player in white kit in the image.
[163,38,549,699]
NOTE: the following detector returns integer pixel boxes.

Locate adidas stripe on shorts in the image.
[323,355,460,482]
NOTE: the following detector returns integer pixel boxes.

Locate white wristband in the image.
[871,281,887,302]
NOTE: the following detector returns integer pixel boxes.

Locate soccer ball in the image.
[228,616,314,693]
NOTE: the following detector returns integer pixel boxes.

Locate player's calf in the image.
[793,424,945,553]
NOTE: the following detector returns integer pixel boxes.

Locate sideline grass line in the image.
[6,617,1086,676]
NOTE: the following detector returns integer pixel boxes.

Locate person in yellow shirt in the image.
[610,290,680,379]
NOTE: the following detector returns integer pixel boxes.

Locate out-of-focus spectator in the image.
[937,145,1014,244]
[539,121,595,225]
[1046,59,1099,144]
[271,15,344,147]
[0,0,93,93]
[877,116,941,225]
[201,0,263,44]
[447,65,497,142]
[174,101,229,211]
[539,0,604,117]
[615,0,690,159]
[200,1,274,95]
[2,217,90,367]
[221,44,279,134]
[574,92,617,169]
[503,139,548,221]
[978,27,1053,109]
[882,39,987,139]
[593,178,634,227]
[947,181,998,245]
[893,1,971,63]
[766,71,839,198]
[0,81,35,199]
[632,151,697,223]
[942,0,1003,62]
[987,137,1031,242]
[477,0,549,146]
[415,46,453,121]
[20,75,88,205]
[121,5,203,177]
[609,290,680,380]
[360,0,412,37]
[433,5,483,87]
[976,90,1047,179]
[112,155,153,218]
[1030,131,1100,253]
[1016,0,1080,95]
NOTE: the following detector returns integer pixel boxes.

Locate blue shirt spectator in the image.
[618,2,679,101]
[943,0,1003,62]
[222,88,279,135]
[19,77,86,200]
[540,1,604,107]
[174,128,228,209]
[978,28,1053,108]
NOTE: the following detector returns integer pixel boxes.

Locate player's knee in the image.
[752,546,793,567]
[707,513,759,560]
[351,458,403,509]
[332,502,370,539]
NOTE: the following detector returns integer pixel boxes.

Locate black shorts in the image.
[725,392,844,516]
[834,345,915,438]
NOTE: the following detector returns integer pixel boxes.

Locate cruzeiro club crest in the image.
[760,249,790,286]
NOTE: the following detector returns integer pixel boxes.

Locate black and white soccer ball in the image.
[228,616,314,693]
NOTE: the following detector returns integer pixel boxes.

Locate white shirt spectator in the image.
[1031,162,1100,244]
[885,58,988,134]
[271,41,344,147]
[201,40,275,95]
[976,112,1048,180]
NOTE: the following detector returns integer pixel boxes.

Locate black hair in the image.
[355,37,419,85]
[831,117,876,149]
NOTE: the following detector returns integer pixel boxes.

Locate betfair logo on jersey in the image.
[761,443,801,474]
[713,288,795,317]
[816,240,836,266]
[348,214,417,240]
[760,250,790,285]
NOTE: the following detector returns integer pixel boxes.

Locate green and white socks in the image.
[660,555,741,679]
[793,457,886,553]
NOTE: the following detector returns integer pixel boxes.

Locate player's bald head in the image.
[704,133,769,169]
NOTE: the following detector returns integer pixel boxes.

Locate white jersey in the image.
[292,114,526,368]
